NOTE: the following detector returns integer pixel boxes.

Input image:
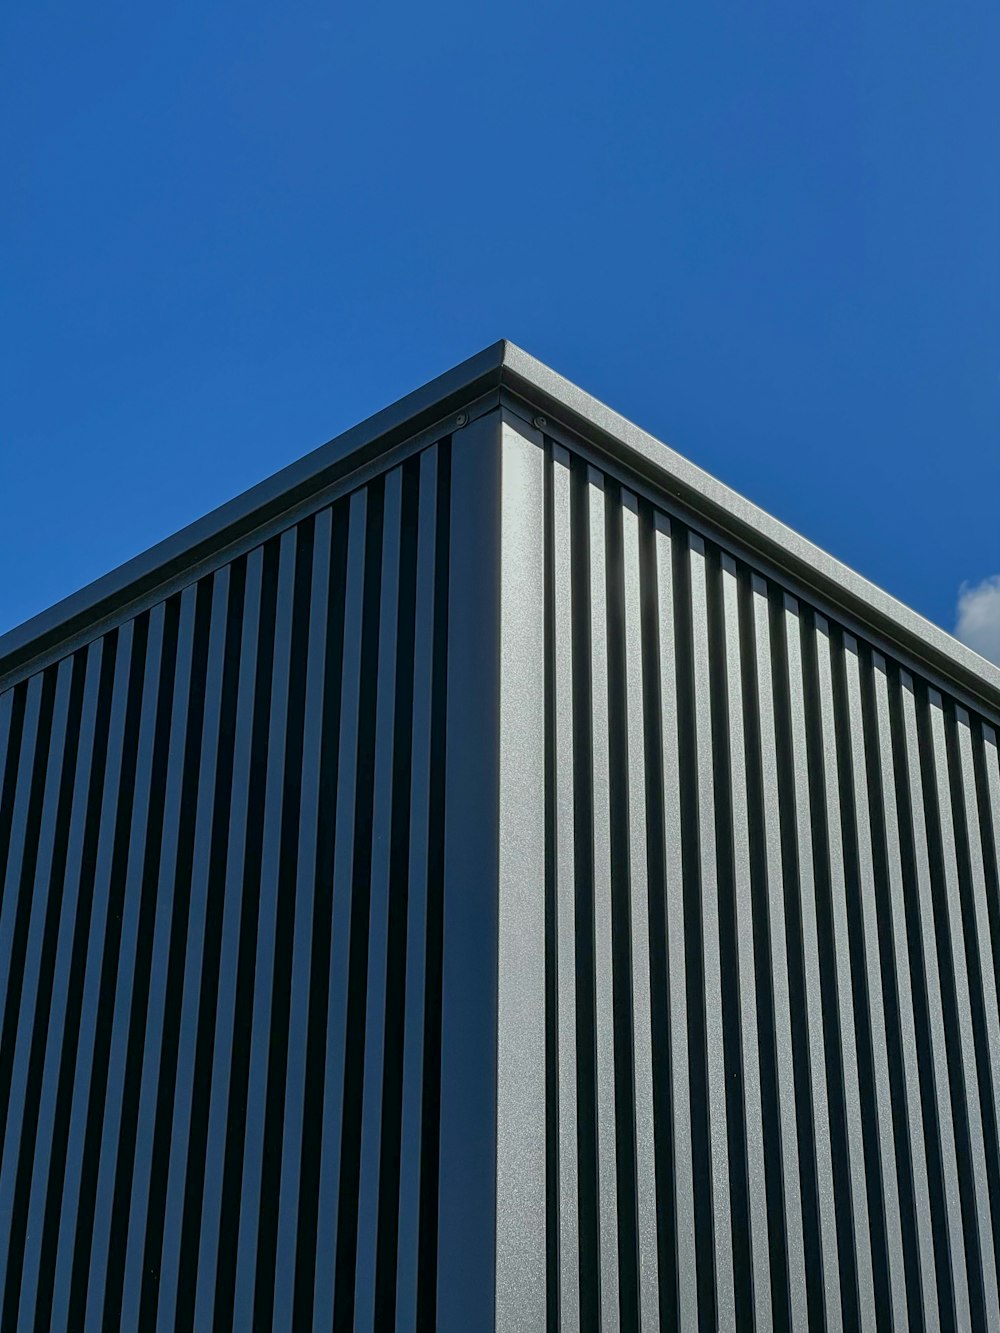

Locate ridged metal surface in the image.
[537,438,1000,1332]
[0,442,452,1332]
[4,389,1000,1333]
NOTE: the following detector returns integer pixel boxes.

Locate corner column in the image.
[436,407,547,1333]
[495,410,547,1332]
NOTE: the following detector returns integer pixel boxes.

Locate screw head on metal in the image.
[455,412,468,427]
[533,415,547,430]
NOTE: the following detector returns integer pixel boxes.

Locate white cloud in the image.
[955,575,1000,666]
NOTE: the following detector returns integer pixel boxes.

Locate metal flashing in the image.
[3,340,997,715]
[0,344,506,689]
[3,343,1000,1332]
[496,344,1000,717]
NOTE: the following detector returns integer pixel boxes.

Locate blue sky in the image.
[2,1,998,656]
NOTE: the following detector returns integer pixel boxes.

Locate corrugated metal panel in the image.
[0,440,453,1332]
[532,435,1000,1332]
[4,373,1000,1333]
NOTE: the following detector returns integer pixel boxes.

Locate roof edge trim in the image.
[3,338,998,720]
[0,340,506,688]
[496,342,1000,718]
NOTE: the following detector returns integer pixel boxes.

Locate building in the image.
[1,341,1000,1332]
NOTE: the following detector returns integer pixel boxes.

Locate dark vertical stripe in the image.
[740,573,794,1333]
[569,450,600,1333]
[801,609,866,1329]
[948,705,1000,1299]
[706,547,754,1333]
[896,669,969,1330]
[544,441,560,1333]
[0,668,58,1132]
[211,537,282,1326]
[354,468,404,1332]
[188,546,263,1330]
[122,575,212,1330]
[253,515,316,1328]
[672,525,717,1333]
[640,502,680,1331]
[33,630,118,1333]
[158,559,244,1333]
[829,630,894,1332]
[313,487,370,1331]
[0,654,82,1315]
[372,455,421,1327]
[268,504,332,1333]
[860,647,929,1330]
[769,594,832,1332]
[0,688,27,900]
[292,497,350,1330]
[414,438,450,1333]
[61,614,150,1328]
[917,684,988,1328]
[91,597,182,1327]
[604,480,639,1331]
[394,445,441,1332]
[331,475,385,1331]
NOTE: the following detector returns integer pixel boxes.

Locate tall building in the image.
[1,341,999,1331]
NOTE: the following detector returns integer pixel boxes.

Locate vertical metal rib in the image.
[720,553,772,1328]
[49,617,136,1329]
[813,615,876,1324]
[194,546,265,1331]
[0,655,73,1298]
[271,505,333,1333]
[551,443,580,1333]
[927,691,1000,1322]
[954,707,1000,1228]
[495,416,547,1332]
[587,465,620,1331]
[14,639,104,1333]
[871,654,940,1329]
[395,446,439,1331]
[313,487,368,1331]
[0,672,44,1033]
[750,575,807,1331]
[984,725,1000,989]
[0,691,12,818]
[899,673,971,1329]
[232,527,298,1326]
[688,530,735,1329]
[653,511,697,1333]
[984,727,1000,860]
[842,635,909,1328]
[155,564,231,1332]
[0,689,13,905]
[84,602,167,1327]
[5,414,1000,1333]
[117,583,198,1332]
[783,595,842,1328]
[621,488,659,1331]
[354,466,403,1332]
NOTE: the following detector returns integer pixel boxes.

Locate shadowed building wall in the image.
[1,343,999,1332]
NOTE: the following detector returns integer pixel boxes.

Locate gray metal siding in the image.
[0,440,453,1332]
[4,378,1000,1333]
[532,436,1000,1332]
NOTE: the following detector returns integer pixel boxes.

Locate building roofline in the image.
[3,338,1000,717]
[0,340,507,689]
[497,342,1000,718]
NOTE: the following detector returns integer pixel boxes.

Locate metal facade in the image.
[0,444,456,1332]
[510,431,1000,1333]
[1,343,1000,1332]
